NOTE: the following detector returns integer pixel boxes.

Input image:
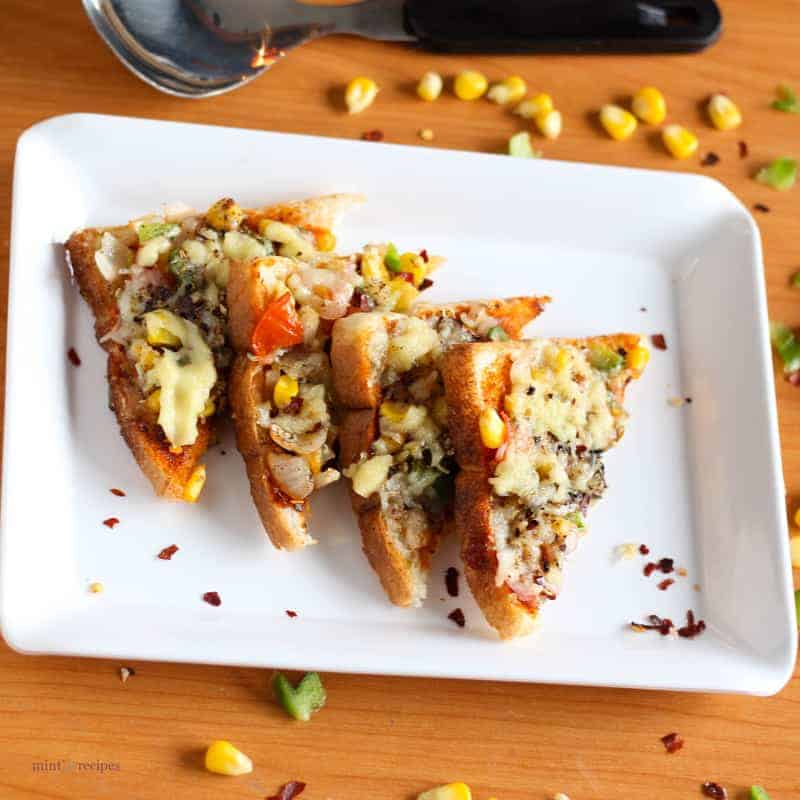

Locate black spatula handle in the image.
[404,0,721,53]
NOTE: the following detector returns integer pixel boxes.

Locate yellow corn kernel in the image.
[147,326,181,349]
[306,450,322,474]
[417,71,443,101]
[535,108,562,140]
[315,229,336,252]
[790,535,800,568]
[389,277,419,312]
[399,252,427,286]
[599,104,638,141]
[88,581,104,594]
[274,374,299,409]
[707,93,742,131]
[204,740,253,776]
[626,345,650,371]
[201,398,216,418]
[205,198,244,232]
[479,407,506,449]
[183,464,206,503]
[554,348,571,372]
[360,249,389,282]
[432,395,449,427]
[145,389,161,414]
[514,92,553,119]
[418,783,472,800]
[345,76,378,114]
[380,401,410,423]
[794,507,800,528]
[631,86,667,125]
[662,124,698,160]
[488,75,527,105]
[453,70,488,101]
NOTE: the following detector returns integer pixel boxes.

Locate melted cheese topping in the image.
[504,341,620,450]
[144,311,216,448]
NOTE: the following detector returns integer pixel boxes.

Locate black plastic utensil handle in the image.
[404,0,721,54]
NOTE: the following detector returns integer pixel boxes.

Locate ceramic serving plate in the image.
[2,113,795,694]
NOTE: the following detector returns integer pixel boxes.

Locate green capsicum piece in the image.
[272,672,326,721]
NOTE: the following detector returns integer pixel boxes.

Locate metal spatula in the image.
[83,0,722,98]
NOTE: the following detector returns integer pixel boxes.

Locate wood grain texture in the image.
[1,1,799,798]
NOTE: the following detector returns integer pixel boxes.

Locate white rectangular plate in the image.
[3,114,796,694]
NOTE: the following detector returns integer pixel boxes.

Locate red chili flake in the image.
[158,544,179,560]
[738,140,749,158]
[651,333,667,350]
[644,562,657,577]
[448,608,466,628]
[639,544,650,555]
[202,591,221,607]
[103,517,120,529]
[419,278,434,291]
[445,567,459,597]
[267,780,307,800]
[658,557,674,573]
[398,271,415,284]
[285,609,298,618]
[110,488,126,497]
[630,614,675,636]
[678,609,706,638]
[700,152,720,167]
[701,782,727,799]
[754,203,771,213]
[658,578,675,591]
[362,129,384,142]
[285,396,304,415]
[419,249,429,263]
[67,347,82,366]
[661,732,684,753]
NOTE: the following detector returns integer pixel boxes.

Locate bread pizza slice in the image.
[65,193,362,501]
[331,297,549,607]
[442,336,648,638]
[227,243,442,550]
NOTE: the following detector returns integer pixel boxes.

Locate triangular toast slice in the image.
[331,297,550,607]
[227,243,442,550]
[65,193,362,501]
[442,336,647,638]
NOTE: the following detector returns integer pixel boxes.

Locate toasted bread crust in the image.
[66,228,210,500]
[338,409,379,514]
[444,335,645,638]
[330,313,389,409]
[358,507,429,607]
[456,471,538,639]
[247,193,365,232]
[228,355,311,550]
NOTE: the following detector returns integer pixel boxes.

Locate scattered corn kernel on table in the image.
[1,1,799,798]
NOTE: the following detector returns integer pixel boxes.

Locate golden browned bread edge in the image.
[456,471,539,639]
[229,355,311,550]
[358,507,428,607]
[66,229,210,501]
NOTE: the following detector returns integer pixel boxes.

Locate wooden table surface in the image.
[2,2,800,798]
